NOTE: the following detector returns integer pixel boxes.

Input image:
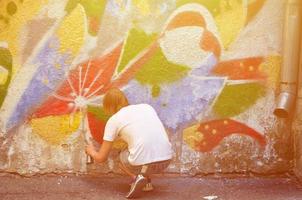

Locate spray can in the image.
[81,108,94,164]
[85,137,94,164]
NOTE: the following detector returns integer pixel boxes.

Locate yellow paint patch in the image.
[259,56,281,89]
[30,113,81,145]
[56,5,86,56]
[215,0,247,49]
[0,0,48,77]
[54,62,61,69]
[132,0,150,16]
[183,124,203,150]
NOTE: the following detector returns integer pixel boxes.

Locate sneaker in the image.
[129,179,154,192]
[126,174,147,199]
[142,182,154,192]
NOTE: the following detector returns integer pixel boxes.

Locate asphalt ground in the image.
[1,173,302,200]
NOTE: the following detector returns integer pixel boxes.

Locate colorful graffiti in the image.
[183,119,266,152]
[0,0,281,162]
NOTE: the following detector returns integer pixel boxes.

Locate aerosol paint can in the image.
[85,137,94,164]
[86,154,93,164]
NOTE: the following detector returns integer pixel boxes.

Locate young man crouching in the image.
[86,88,172,198]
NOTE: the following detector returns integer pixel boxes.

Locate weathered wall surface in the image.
[294,34,302,179]
[0,0,291,175]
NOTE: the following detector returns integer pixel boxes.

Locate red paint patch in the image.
[212,57,267,80]
[195,119,266,152]
[33,43,123,118]
[87,112,105,144]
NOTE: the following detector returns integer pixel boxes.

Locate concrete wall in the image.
[294,25,302,179]
[0,0,291,175]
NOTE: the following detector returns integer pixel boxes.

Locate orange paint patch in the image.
[212,57,267,80]
[247,0,266,23]
[166,11,206,31]
[89,16,100,34]
[200,29,221,57]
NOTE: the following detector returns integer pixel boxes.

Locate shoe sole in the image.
[126,177,147,198]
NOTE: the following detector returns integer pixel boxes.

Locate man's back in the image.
[104,104,172,165]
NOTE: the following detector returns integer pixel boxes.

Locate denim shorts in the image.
[119,150,171,175]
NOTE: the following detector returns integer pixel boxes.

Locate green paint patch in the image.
[135,48,189,86]
[87,106,110,121]
[65,0,107,17]
[118,28,158,72]
[151,85,160,97]
[176,0,221,16]
[213,83,266,117]
[65,0,107,35]
[0,47,12,107]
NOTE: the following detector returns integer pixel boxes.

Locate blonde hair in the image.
[103,88,129,115]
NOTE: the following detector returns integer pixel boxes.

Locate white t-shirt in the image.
[103,104,173,165]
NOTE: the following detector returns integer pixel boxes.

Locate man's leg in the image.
[141,159,171,192]
[119,150,148,198]
[119,150,140,180]
[142,177,153,192]
[118,162,136,180]
[127,159,172,196]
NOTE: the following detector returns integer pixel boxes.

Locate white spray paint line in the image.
[226,79,266,85]
[79,66,83,96]
[81,60,91,93]
[113,30,129,76]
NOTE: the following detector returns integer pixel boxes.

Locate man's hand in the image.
[85,140,113,163]
[85,143,96,158]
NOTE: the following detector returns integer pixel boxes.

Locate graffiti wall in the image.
[0,0,290,175]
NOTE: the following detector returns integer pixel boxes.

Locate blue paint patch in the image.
[124,75,224,130]
[6,37,72,130]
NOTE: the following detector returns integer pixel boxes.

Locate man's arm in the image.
[86,140,113,163]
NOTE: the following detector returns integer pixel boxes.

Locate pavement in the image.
[1,173,302,200]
